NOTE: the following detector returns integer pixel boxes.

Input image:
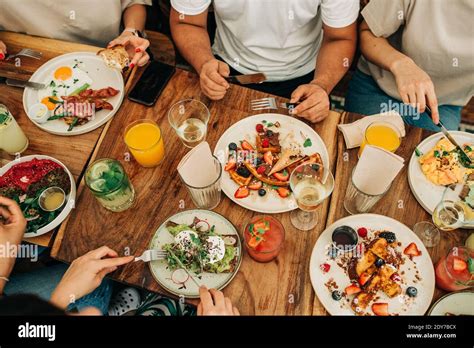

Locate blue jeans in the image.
[345,69,462,131]
[4,263,113,314]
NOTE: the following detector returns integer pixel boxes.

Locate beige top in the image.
[358,0,474,106]
[0,0,151,47]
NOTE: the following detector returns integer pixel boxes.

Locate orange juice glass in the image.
[124,120,165,167]
[359,121,401,157]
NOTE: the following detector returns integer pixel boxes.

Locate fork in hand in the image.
[6,48,42,60]
[250,97,298,111]
[134,249,168,263]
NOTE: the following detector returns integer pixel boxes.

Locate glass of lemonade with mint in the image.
[85,158,135,212]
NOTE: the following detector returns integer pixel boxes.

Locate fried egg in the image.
[38,63,93,110]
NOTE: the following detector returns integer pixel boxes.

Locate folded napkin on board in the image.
[338,111,406,149]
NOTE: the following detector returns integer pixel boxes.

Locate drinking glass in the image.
[124,119,165,167]
[435,246,474,292]
[179,156,222,209]
[432,200,465,231]
[343,168,390,214]
[243,215,285,263]
[413,221,440,247]
[85,158,135,212]
[289,164,334,231]
[359,121,401,157]
[0,104,29,155]
[168,99,210,148]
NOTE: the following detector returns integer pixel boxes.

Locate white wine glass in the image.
[289,164,334,231]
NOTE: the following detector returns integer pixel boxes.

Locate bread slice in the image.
[97,45,129,70]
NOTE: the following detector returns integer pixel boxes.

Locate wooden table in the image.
[0,32,105,247]
[311,112,470,315]
[51,67,342,314]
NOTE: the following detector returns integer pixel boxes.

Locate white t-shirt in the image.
[171,0,359,81]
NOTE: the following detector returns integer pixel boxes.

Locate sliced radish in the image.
[171,269,189,284]
[195,220,210,232]
[222,236,237,245]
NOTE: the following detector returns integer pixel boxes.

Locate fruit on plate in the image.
[277,187,290,198]
[372,303,389,316]
[345,284,361,295]
[404,242,422,257]
[234,186,249,199]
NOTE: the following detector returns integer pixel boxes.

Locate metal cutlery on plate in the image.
[134,249,168,262]
[251,97,299,111]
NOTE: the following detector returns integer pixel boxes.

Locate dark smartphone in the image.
[128,60,175,106]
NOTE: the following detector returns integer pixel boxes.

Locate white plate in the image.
[23,52,124,136]
[0,155,76,238]
[213,113,330,214]
[428,291,474,316]
[408,131,474,214]
[148,209,242,298]
[309,214,435,316]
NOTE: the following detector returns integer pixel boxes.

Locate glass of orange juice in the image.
[359,121,401,157]
[124,119,165,167]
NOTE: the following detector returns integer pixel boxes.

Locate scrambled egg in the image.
[419,138,472,186]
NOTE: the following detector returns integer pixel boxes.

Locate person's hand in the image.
[290,81,330,123]
[197,286,240,316]
[199,59,230,101]
[0,196,26,246]
[391,57,440,124]
[51,246,133,309]
[0,40,6,60]
[108,31,150,68]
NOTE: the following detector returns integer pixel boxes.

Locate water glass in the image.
[344,169,390,214]
[413,221,440,248]
[179,156,222,209]
[168,99,210,148]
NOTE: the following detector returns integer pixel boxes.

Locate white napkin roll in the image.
[177,142,217,187]
[353,145,405,195]
[338,111,406,149]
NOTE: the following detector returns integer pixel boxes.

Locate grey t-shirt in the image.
[0,0,151,47]
[358,0,474,106]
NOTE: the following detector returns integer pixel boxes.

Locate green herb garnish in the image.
[303,138,312,148]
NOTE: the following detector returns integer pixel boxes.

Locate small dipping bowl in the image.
[28,103,50,124]
[332,225,358,252]
[39,186,66,212]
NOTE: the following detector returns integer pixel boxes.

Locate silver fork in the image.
[250,97,297,111]
[6,48,42,60]
[134,249,168,263]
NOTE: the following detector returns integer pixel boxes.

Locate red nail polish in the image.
[135,48,141,53]
[129,63,135,69]
[0,53,4,60]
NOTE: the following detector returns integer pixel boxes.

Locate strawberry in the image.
[358,272,371,286]
[256,124,264,133]
[404,242,421,257]
[320,263,330,273]
[248,180,263,190]
[234,186,249,199]
[273,170,289,181]
[224,158,236,171]
[372,303,389,316]
[263,151,273,165]
[277,187,290,198]
[344,284,361,295]
[241,140,254,151]
[357,227,368,238]
[257,166,267,175]
[452,257,467,273]
[261,139,270,148]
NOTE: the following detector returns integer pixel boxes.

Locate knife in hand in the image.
[0,76,46,90]
[426,106,472,165]
[225,73,267,85]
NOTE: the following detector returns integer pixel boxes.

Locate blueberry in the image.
[406,286,418,297]
[266,130,274,137]
[331,290,342,301]
[258,189,266,197]
[236,166,251,178]
[255,157,263,166]
[375,258,385,267]
[379,231,396,243]
[228,142,237,151]
[311,164,320,171]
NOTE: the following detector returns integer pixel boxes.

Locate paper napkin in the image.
[352,145,405,195]
[177,142,217,187]
[338,111,406,149]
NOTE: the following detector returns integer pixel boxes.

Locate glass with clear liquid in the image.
[168,99,210,148]
[0,104,29,155]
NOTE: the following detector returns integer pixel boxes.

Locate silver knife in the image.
[426,106,472,165]
[0,76,46,90]
[225,73,267,85]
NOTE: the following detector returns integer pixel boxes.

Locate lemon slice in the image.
[90,178,107,192]
[90,162,110,180]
